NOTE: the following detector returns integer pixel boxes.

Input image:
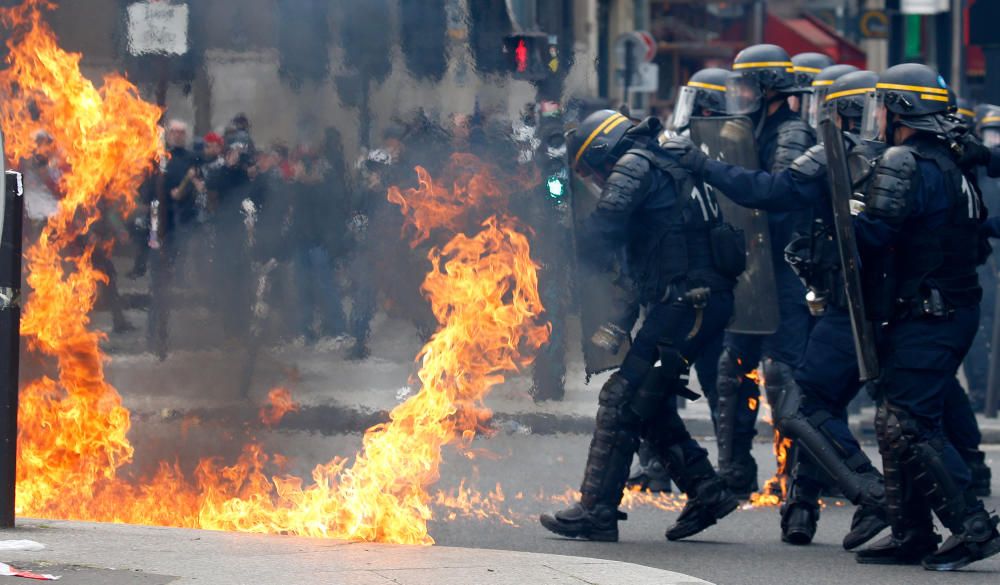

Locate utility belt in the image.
[895,288,953,320]
[662,281,713,340]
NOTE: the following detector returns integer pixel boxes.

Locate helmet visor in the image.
[860,90,886,143]
[984,128,1000,148]
[670,86,699,133]
[726,74,763,115]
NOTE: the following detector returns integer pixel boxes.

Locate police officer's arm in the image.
[699,146,826,212]
[663,135,823,211]
[579,153,655,260]
[853,148,923,249]
[769,123,815,174]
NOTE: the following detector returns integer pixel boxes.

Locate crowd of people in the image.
[19,107,565,367]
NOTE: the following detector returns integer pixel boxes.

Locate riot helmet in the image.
[726,44,796,116]
[670,67,729,133]
[980,108,1000,148]
[804,64,859,128]
[955,97,976,125]
[821,70,878,133]
[567,109,635,184]
[861,63,953,144]
[791,52,836,90]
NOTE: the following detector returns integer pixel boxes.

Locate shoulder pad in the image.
[866,146,918,221]
[772,120,816,173]
[612,150,653,180]
[600,154,652,212]
[789,144,827,180]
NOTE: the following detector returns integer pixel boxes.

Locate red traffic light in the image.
[515,39,528,73]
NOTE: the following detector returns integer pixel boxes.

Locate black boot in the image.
[719,447,758,499]
[539,503,626,542]
[781,479,820,545]
[922,510,1000,571]
[626,442,672,493]
[540,373,639,542]
[856,530,942,565]
[663,450,738,541]
[843,502,890,550]
[665,475,739,541]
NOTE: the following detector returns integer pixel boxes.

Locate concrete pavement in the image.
[0,520,711,585]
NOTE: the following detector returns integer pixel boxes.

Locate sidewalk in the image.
[0,520,711,585]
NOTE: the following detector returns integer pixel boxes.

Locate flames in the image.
[259,388,299,427]
[2,0,161,518]
[4,1,547,544]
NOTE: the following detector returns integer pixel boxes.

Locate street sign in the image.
[126,1,189,56]
[859,10,889,39]
[630,63,659,93]
[901,0,948,14]
[636,31,657,63]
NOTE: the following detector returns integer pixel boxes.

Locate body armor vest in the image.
[626,147,736,302]
[893,137,983,310]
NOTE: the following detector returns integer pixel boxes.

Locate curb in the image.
[1,519,713,585]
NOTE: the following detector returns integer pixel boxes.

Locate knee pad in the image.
[597,374,638,428]
[762,359,801,430]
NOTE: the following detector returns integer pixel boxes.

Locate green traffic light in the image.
[546,176,565,198]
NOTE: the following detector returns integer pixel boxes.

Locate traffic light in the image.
[536,100,568,202]
[503,33,557,81]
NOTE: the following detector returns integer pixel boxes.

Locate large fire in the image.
[3,0,548,545]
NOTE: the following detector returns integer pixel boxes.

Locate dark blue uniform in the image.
[700,145,873,494]
[853,135,1000,564]
[711,104,816,495]
[542,129,743,542]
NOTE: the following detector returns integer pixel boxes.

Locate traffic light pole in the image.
[622,39,635,108]
[0,168,24,528]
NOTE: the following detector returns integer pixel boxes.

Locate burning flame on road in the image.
[4,1,547,544]
[259,388,299,427]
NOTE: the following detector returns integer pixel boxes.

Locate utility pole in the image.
[0,162,24,528]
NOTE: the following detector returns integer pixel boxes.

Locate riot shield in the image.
[689,116,780,334]
[569,173,636,379]
[819,119,879,381]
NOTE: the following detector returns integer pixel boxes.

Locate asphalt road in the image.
[418,435,1000,585]
[125,415,999,585]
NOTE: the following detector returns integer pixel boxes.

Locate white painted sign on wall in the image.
[126,1,189,56]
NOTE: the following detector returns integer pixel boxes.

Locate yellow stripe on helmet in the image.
[687,80,727,92]
[574,114,627,165]
[981,116,1000,124]
[876,82,949,95]
[793,65,823,74]
[958,108,975,118]
[919,94,950,102]
[733,61,794,70]
[825,87,875,102]
[811,79,835,87]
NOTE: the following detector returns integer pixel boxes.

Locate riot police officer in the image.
[665,68,890,550]
[540,109,745,542]
[790,52,835,120]
[627,66,732,493]
[850,63,1000,571]
[707,44,817,499]
[803,64,859,129]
